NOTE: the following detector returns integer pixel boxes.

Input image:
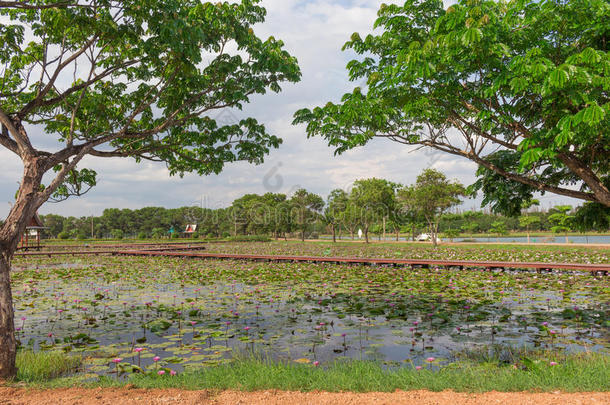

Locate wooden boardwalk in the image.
[118,250,609,274]
[13,244,609,274]
[13,244,205,257]
[16,241,206,251]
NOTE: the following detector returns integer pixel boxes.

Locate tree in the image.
[396,185,421,241]
[443,228,461,242]
[410,169,465,247]
[349,178,396,243]
[489,220,508,241]
[324,189,348,243]
[0,0,300,378]
[548,205,574,243]
[572,202,610,234]
[290,189,324,242]
[294,0,610,211]
[518,199,541,243]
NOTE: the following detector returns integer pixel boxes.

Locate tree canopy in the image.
[400,169,465,246]
[294,0,610,210]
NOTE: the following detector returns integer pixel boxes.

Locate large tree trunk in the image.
[364,225,369,244]
[332,223,336,243]
[0,254,16,379]
[0,156,46,378]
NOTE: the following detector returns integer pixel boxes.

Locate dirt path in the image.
[1,388,608,405]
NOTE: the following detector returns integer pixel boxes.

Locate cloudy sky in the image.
[0,0,579,218]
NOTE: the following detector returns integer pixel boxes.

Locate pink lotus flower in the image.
[158,370,165,375]
[415,366,422,370]
[313,361,320,367]
[153,356,161,362]
[550,361,558,366]
[112,358,122,363]
[170,370,176,376]
[134,347,144,353]
[426,357,435,362]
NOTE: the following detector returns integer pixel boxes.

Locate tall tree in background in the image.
[290,189,324,242]
[410,169,465,247]
[324,188,348,243]
[349,178,396,243]
[518,199,541,243]
[396,185,420,242]
[0,0,300,378]
[548,205,574,243]
[294,0,610,211]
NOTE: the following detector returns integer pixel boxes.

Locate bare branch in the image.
[18,34,99,118]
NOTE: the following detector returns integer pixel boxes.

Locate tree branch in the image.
[0,124,19,155]
[0,108,35,156]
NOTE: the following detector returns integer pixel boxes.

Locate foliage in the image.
[406,169,465,246]
[110,229,124,240]
[548,206,574,235]
[324,189,349,242]
[57,231,70,240]
[443,228,461,241]
[293,0,610,208]
[572,202,610,232]
[490,221,509,237]
[290,189,324,241]
[348,178,397,243]
[519,215,541,231]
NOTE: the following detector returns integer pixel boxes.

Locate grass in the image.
[15,350,81,383]
[20,351,610,393]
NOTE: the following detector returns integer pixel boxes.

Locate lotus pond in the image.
[10,246,610,380]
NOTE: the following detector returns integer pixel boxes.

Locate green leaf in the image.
[461,27,482,45]
[581,104,605,125]
[548,69,569,87]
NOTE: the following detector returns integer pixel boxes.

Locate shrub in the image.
[111,229,124,240]
[57,231,70,240]
[137,231,148,240]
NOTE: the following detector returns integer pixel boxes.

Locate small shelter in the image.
[183,224,197,237]
[19,213,45,250]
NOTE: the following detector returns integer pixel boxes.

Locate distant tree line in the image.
[37,169,610,242]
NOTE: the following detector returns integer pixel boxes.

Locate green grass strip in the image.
[27,353,610,393]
